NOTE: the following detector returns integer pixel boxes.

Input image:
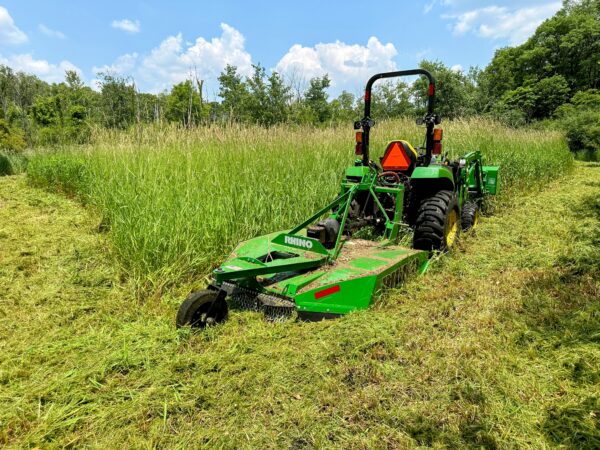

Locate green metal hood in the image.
[411,165,454,185]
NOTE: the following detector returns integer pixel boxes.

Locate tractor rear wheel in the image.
[413,190,460,252]
[461,201,480,231]
[176,289,228,329]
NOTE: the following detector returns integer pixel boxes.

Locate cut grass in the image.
[1,163,597,448]
[26,119,572,290]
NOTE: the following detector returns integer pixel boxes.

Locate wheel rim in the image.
[190,301,218,328]
[472,209,480,229]
[446,209,459,247]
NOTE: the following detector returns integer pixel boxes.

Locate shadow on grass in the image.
[518,191,600,448]
[579,161,600,167]
[401,414,498,449]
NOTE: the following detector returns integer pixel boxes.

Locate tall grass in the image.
[27,118,572,288]
[0,151,28,176]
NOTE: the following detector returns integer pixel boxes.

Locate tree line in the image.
[0,0,598,156]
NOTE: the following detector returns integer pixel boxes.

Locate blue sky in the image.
[0,0,562,98]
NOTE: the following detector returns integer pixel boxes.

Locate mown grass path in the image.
[1,164,599,448]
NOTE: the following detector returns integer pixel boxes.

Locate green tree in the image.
[265,71,291,125]
[370,81,414,119]
[217,65,291,125]
[0,65,53,145]
[304,75,331,124]
[494,75,570,123]
[0,119,26,152]
[555,89,600,158]
[64,70,97,113]
[331,91,357,123]
[97,73,136,129]
[218,65,251,122]
[532,75,570,118]
[288,100,317,124]
[412,60,477,119]
[137,92,165,123]
[31,96,60,126]
[0,66,50,118]
[568,89,600,109]
[482,0,600,115]
[566,112,600,153]
[246,65,269,124]
[165,80,204,126]
[499,86,537,122]
[27,71,96,145]
[0,66,16,119]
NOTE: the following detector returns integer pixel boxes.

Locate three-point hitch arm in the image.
[356,69,438,167]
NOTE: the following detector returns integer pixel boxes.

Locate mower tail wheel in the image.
[176,289,228,329]
[461,201,479,231]
[413,190,460,252]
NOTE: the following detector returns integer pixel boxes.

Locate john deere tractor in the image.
[177,69,499,328]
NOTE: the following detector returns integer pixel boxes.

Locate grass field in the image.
[1,158,598,448]
[26,119,572,291]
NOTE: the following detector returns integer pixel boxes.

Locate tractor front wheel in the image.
[176,289,228,329]
[461,201,480,231]
[413,190,460,252]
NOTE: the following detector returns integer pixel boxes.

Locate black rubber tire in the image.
[413,190,460,252]
[176,289,228,329]
[461,201,479,231]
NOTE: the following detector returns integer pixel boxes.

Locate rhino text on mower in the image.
[176,69,499,329]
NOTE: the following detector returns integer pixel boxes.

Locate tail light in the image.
[432,128,443,155]
[355,131,363,155]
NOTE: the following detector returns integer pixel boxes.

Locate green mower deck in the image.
[215,232,428,320]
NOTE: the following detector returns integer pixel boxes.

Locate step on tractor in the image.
[176,69,499,329]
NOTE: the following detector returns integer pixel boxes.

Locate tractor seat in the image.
[380,140,418,175]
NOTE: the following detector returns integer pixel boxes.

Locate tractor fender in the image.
[410,165,455,191]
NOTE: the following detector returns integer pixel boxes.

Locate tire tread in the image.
[413,190,459,252]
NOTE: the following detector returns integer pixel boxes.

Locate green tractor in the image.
[177,69,499,328]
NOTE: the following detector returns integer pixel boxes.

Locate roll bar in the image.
[357,69,437,167]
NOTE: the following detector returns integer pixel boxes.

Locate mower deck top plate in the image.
[291,239,423,294]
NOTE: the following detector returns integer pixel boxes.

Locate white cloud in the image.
[38,24,66,39]
[451,64,463,72]
[444,2,562,44]
[275,37,398,93]
[90,52,138,90]
[93,52,138,75]
[424,0,454,14]
[0,53,81,83]
[97,23,253,93]
[111,19,141,34]
[415,48,432,60]
[0,6,27,45]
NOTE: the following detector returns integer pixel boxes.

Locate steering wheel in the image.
[377,171,401,185]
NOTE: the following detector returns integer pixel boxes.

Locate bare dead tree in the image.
[284,67,308,102]
[186,70,194,127]
[192,65,205,125]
